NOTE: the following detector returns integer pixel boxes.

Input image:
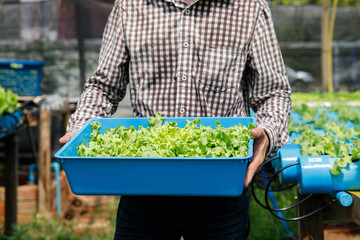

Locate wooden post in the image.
[37,110,51,213]
[4,134,18,236]
[328,0,339,93]
[297,193,325,240]
[321,0,330,92]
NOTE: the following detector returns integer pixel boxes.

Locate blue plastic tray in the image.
[55,117,256,196]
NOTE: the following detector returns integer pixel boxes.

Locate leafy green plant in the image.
[291,124,358,175]
[289,104,360,175]
[78,114,255,158]
[0,85,21,116]
[331,105,360,127]
[292,104,318,122]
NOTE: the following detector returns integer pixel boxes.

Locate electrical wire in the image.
[250,181,268,209]
[253,155,278,180]
[272,194,313,212]
[261,155,280,168]
[250,154,296,210]
[264,162,337,221]
[254,155,296,192]
[251,177,311,212]
[255,169,274,180]
[253,172,297,192]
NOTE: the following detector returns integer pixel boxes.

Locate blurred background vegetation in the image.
[0,0,359,98]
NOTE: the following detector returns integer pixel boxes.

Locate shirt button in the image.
[181,75,187,81]
[185,9,190,15]
[183,41,189,48]
[179,106,185,114]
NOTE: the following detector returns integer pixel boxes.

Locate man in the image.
[60,0,291,239]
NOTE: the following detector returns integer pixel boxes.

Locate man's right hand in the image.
[59,132,76,145]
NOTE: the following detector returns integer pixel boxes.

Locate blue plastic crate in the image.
[0,60,46,96]
[55,117,256,196]
[0,110,22,139]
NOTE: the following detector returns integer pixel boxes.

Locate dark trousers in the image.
[114,190,250,240]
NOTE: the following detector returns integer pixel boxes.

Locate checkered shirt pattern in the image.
[67,0,292,155]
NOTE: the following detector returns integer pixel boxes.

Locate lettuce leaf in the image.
[77,115,253,158]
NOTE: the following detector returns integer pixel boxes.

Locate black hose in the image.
[264,162,336,221]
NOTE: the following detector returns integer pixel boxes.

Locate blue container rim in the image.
[0,59,46,66]
[55,116,256,162]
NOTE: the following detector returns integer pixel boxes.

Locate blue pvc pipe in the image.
[261,169,292,236]
[274,144,302,184]
[334,191,353,207]
[28,163,37,185]
[299,156,360,196]
[51,162,62,216]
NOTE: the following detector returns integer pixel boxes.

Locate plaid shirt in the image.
[68,0,292,155]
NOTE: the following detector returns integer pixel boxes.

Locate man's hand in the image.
[243,127,270,188]
[59,132,76,145]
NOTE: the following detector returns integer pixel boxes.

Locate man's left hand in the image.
[243,127,270,188]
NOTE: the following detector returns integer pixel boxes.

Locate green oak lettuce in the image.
[77,114,255,158]
[0,86,21,116]
[290,105,360,175]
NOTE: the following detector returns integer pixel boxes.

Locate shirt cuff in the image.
[67,123,84,133]
[257,122,277,157]
[66,116,88,133]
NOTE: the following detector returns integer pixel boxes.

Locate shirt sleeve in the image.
[247,3,292,156]
[67,1,129,132]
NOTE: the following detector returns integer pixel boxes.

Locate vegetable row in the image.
[289,104,360,175]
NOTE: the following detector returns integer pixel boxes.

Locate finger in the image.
[59,132,76,145]
[251,127,266,139]
[251,128,259,138]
